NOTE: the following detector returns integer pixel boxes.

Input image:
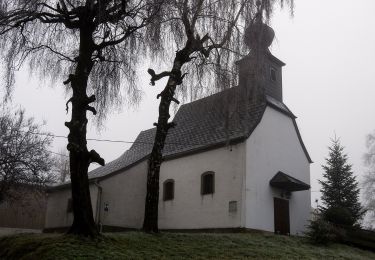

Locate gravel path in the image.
[0,227,41,237]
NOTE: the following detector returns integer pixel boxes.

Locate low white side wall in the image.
[45,185,99,229]
[98,161,148,228]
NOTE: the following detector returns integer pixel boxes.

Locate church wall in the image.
[45,160,148,230]
[158,143,246,229]
[45,143,246,231]
[245,106,311,235]
[45,185,99,229]
[98,160,148,229]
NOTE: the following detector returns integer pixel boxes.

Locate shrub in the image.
[323,206,355,226]
[305,217,340,245]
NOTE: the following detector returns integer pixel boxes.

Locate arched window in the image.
[201,171,215,195]
[163,179,174,201]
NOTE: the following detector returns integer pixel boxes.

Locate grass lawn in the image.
[0,231,374,259]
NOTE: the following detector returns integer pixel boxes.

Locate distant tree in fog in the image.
[0,109,55,203]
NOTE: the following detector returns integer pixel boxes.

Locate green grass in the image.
[0,231,374,259]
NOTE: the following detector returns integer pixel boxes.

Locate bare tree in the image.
[364,132,375,227]
[142,0,294,232]
[0,0,163,236]
[0,108,55,203]
[54,148,70,183]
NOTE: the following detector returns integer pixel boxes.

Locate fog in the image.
[6,0,375,212]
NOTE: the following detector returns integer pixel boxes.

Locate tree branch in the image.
[65,97,73,113]
[89,150,105,166]
[147,69,172,86]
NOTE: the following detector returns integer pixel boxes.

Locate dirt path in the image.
[0,227,41,237]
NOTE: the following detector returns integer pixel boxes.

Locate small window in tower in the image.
[163,179,175,201]
[201,171,215,195]
[270,67,277,82]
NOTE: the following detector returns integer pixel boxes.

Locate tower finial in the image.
[244,2,274,51]
[256,0,262,13]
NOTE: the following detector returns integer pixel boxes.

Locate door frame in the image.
[273,197,290,235]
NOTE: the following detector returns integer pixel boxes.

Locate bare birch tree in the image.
[54,148,70,183]
[0,108,55,203]
[364,132,375,226]
[142,0,294,232]
[0,0,163,236]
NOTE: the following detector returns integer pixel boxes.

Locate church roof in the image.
[50,87,311,189]
[88,87,268,180]
[87,88,307,180]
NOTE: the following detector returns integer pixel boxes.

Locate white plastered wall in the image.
[45,161,148,230]
[245,106,311,235]
[97,161,148,228]
[158,143,246,229]
[45,185,99,229]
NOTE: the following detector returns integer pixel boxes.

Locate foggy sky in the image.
[4,0,375,213]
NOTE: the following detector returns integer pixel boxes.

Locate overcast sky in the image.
[4,0,375,211]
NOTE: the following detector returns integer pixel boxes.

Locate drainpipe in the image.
[94,180,103,233]
[241,144,247,228]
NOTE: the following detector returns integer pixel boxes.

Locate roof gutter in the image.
[46,177,99,192]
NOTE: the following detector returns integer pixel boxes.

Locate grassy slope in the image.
[0,232,374,259]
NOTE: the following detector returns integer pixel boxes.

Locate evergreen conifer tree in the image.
[319,137,364,226]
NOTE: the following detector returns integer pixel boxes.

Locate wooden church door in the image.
[274,197,290,235]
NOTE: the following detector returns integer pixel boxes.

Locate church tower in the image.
[236,17,285,102]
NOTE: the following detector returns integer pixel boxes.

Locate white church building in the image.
[45,23,312,235]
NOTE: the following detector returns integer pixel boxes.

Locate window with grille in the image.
[163,179,174,201]
[201,171,215,195]
[229,201,237,213]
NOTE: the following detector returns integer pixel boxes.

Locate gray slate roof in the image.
[51,87,308,190]
[88,87,297,180]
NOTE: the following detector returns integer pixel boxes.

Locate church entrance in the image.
[274,197,290,235]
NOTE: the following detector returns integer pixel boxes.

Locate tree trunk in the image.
[65,25,103,237]
[143,50,189,232]
[142,95,173,232]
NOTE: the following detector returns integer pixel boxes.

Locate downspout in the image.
[94,180,103,233]
[241,142,247,228]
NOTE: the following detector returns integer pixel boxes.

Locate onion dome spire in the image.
[244,2,275,51]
